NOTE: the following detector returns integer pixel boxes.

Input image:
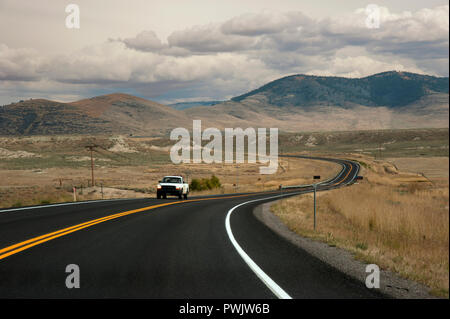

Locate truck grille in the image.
[162,186,176,191]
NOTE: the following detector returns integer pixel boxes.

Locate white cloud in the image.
[0,44,43,81]
[48,42,163,84]
[167,24,256,53]
[306,53,425,78]
[120,31,166,52]
[120,5,449,65]
[320,5,449,59]
[221,11,311,36]
[0,4,448,104]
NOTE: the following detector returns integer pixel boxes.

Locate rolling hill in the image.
[0,99,113,135]
[0,93,190,135]
[68,93,190,134]
[0,71,448,135]
[231,71,449,107]
[186,71,449,131]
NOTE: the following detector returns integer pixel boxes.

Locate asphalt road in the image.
[0,156,384,298]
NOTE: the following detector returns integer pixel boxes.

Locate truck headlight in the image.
[157,185,161,189]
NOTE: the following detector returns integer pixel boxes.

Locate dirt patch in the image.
[108,136,138,153]
[0,148,40,159]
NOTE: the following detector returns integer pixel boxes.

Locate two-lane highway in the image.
[0,156,383,298]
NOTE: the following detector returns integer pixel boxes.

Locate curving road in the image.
[0,156,383,298]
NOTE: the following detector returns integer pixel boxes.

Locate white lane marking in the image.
[225,193,301,299]
[0,198,143,213]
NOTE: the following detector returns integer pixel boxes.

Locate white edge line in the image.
[0,197,142,213]
[225,193,301,299]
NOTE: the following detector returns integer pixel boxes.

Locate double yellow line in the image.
[0,192,274,261]
[331,162,353,186]
[0,201,182,261]
[0,162,355,262]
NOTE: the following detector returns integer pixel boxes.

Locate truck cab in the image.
[157,176,189,199]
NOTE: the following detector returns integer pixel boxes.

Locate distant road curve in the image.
[0,156,382,299]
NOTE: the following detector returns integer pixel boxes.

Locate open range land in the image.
[0,73,448,298]
[271,132,449,297]
[0,134,342,207]
[1,128,448,297]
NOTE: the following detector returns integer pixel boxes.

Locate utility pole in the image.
[73,186,77,202]
[85,144,97,187]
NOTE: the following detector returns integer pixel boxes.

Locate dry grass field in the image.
[272,154,449,297]
[387,157,449,184]
[0,135,340,208]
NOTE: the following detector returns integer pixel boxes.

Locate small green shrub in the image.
[356,242,368,250]
[209,175,221,188]
[189,179,200,190]
[12,201,23,208]
[190,175,221,191]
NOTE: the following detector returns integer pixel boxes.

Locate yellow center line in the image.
[331,163,352,186]
[0,163,354,262]
[0,192,281,261]
[0,201,182,260]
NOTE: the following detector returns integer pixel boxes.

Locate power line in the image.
[84,142,137,187]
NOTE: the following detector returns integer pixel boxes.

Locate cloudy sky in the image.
[0,0,448,105]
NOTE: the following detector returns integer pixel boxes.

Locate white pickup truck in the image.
[156,176,189,199]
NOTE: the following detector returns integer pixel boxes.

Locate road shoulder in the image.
[253,200,437,299]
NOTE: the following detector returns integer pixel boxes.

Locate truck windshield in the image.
[162,177,181,183]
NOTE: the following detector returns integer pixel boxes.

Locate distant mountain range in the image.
[0,71,448,135]
[232,71,449,107]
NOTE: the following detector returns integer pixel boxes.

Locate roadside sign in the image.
[312,175,320,230]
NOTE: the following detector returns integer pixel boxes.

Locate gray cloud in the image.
[120,30,166,52]
[118,6,448,66]
[0,44,43,81]
[0,5,448,105]
[318,5,449,61]
[220,11,311,36]
[167,24,256,53]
